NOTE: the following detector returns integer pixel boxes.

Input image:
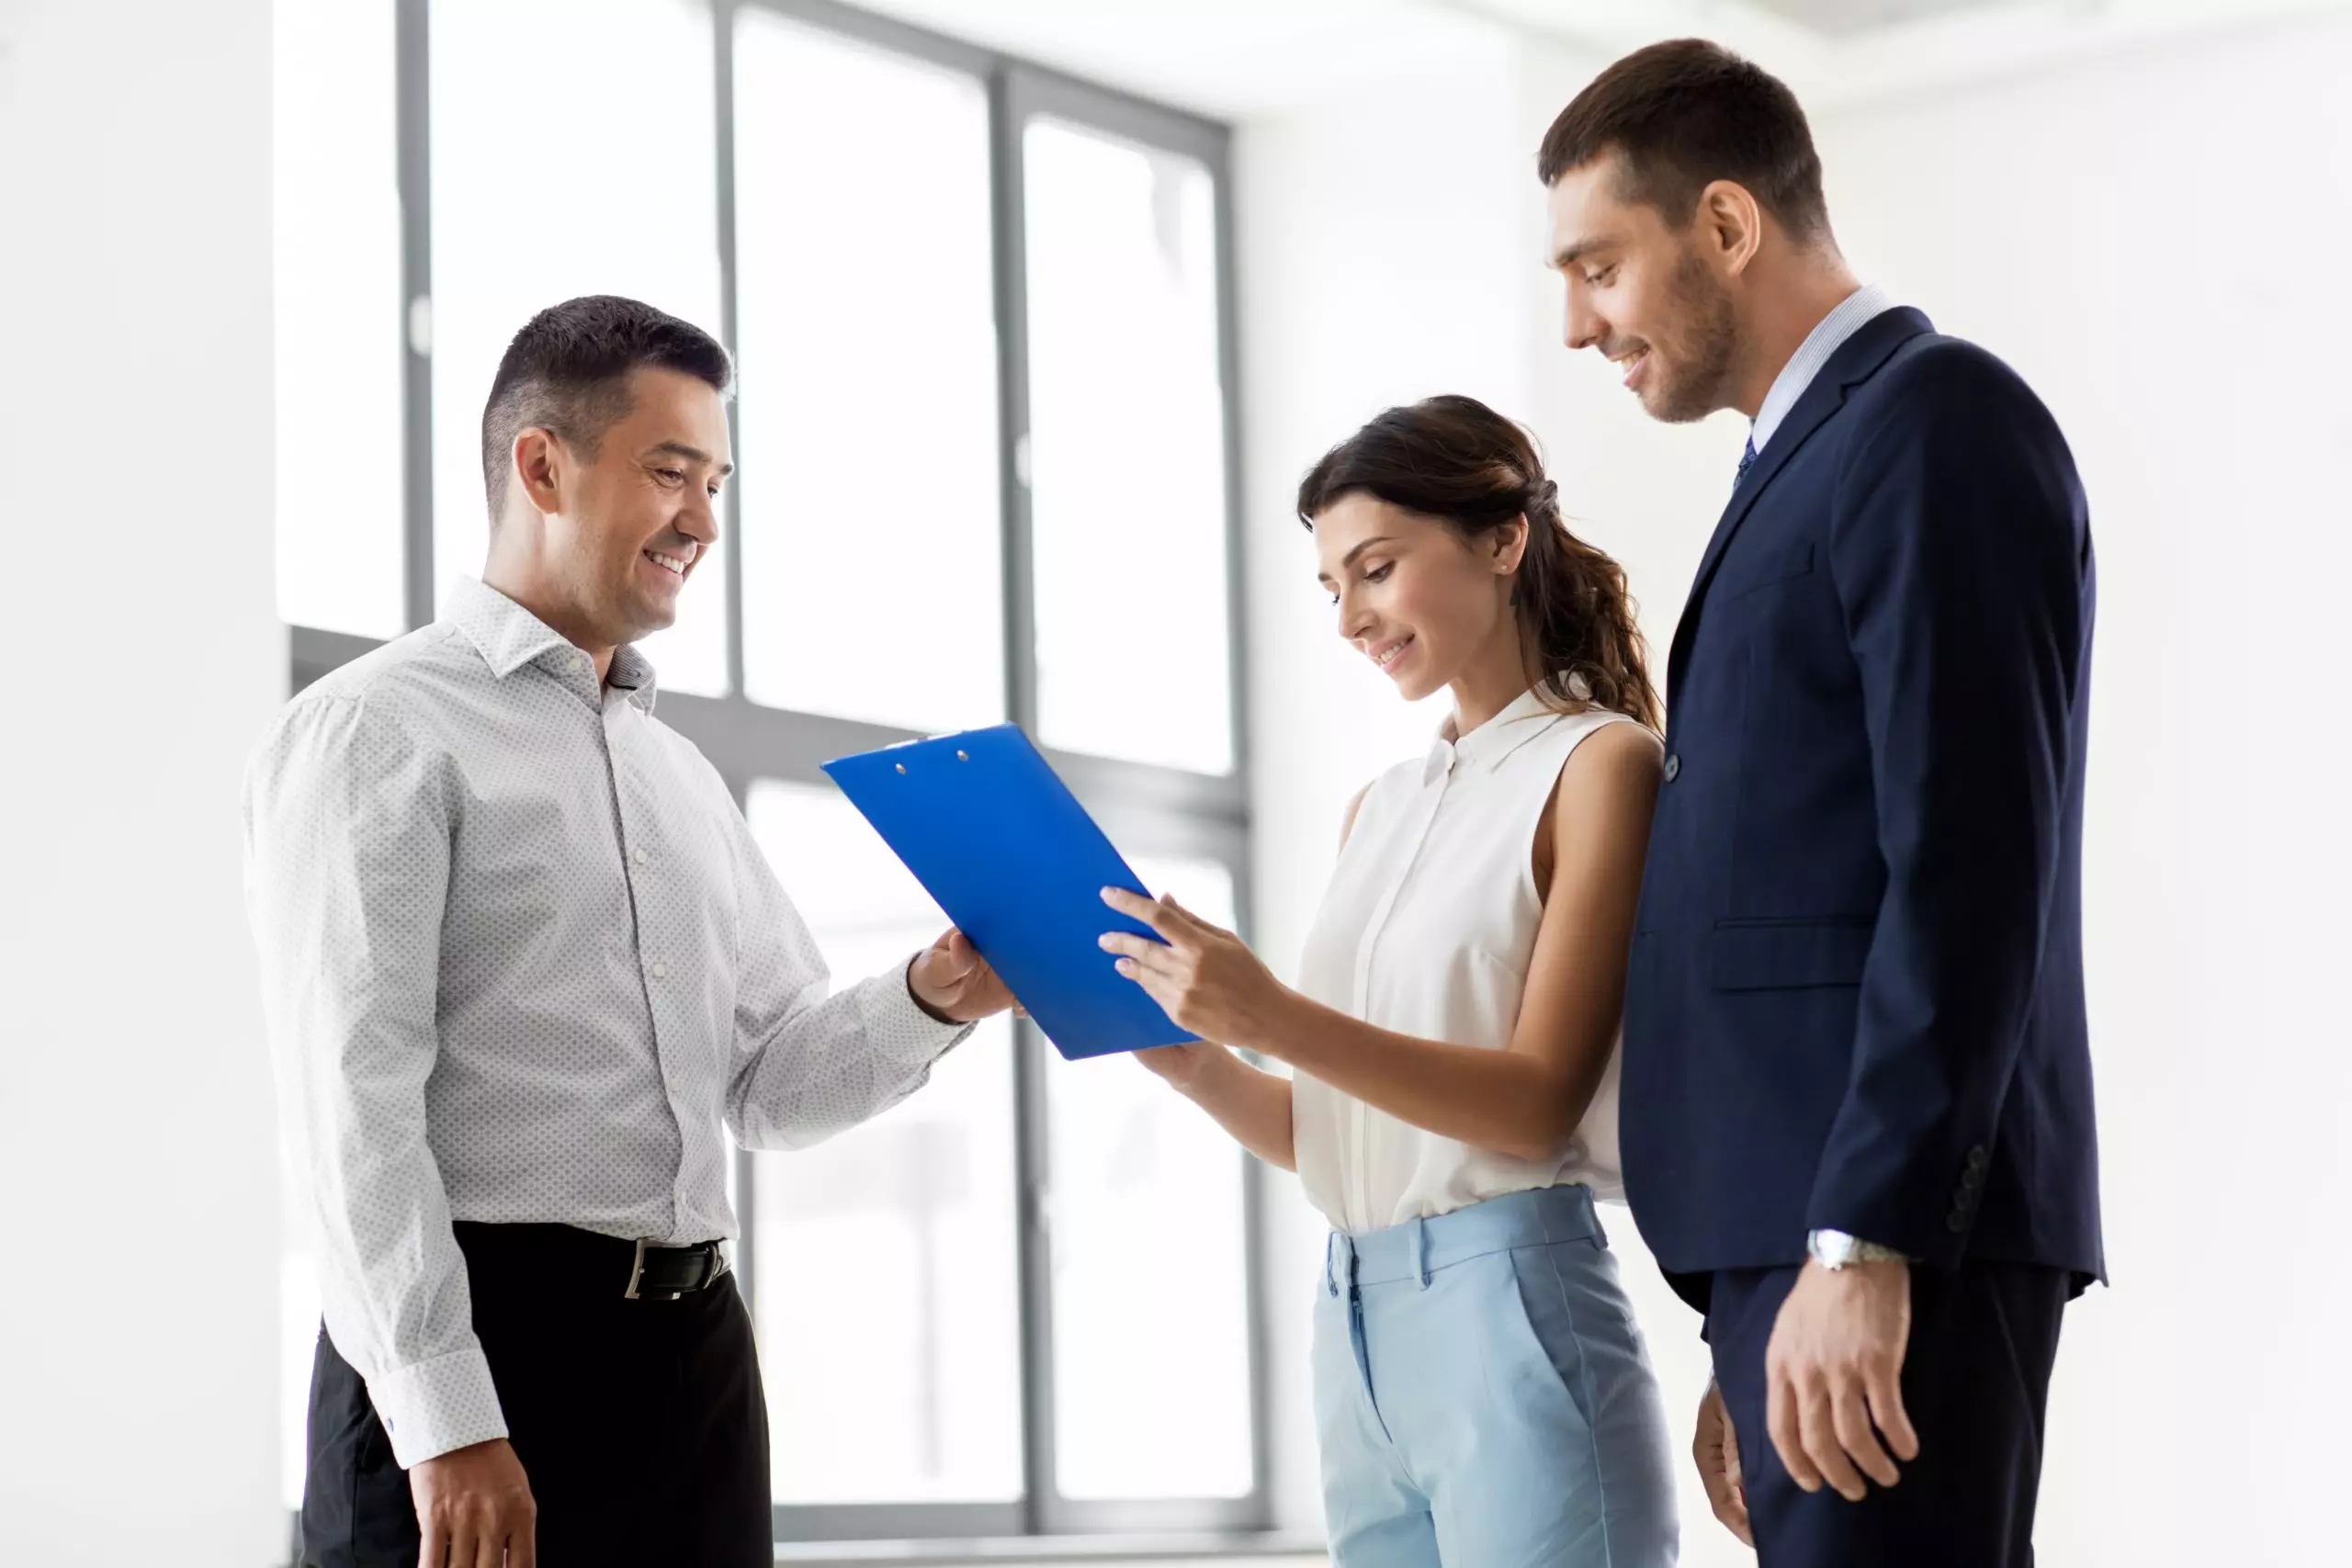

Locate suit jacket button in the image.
[1962,1165,1986,1191]
[1966,1145,1989,1173]
[1663,753,1681,782]
[1947,1211,1970,1235]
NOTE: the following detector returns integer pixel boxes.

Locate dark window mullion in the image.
[1206,66,1272,1519]
[396,0,434,633]
[714,0,747,701]
[989,55,1060,1538]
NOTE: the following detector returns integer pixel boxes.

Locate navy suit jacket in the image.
[1621,307,2104,1313]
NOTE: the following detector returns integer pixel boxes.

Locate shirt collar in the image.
[1425,687,1559,783]
[447,576,661,712]
[607,643,660,711]
[1751,282,1895,454]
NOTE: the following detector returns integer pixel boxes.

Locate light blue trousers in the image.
[1313,1184,1679,1567]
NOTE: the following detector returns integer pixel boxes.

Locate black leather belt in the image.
[622,1235,730,1301]
[448,1221,732,1301]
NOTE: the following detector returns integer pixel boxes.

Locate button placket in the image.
[1345,758,1454,1230]
[608,717,697,1189]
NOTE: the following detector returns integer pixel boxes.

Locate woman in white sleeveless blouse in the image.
[1101,397,1679,1566]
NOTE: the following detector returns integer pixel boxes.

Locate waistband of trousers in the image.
[451,1221,729,1281]
[1326,1184,1603,1291]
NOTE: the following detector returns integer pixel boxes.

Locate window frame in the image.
[290,0,1264,1546]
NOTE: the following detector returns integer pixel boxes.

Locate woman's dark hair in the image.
[481,294,734,523]
[1296,394,1660,732]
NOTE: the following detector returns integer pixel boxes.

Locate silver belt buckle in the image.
[623,1236,649,1301]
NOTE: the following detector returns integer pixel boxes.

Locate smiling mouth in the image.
[1370,635,1415,671]
[643,548,690,578]
[1611,348,1649,388]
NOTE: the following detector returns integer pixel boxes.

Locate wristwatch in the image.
[1807,1228,1909,1269]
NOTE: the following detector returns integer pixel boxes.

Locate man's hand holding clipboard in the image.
[905,927,1025,1025]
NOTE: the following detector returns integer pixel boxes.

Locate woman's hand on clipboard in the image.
[1099,886,1292,1051]
[907,928,1024,1024]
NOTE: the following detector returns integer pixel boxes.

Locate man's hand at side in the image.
[411,1438,535,1568]
[1764,1258,1920,1502]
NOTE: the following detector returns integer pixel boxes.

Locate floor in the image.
[774,1547,1325,1568]
[780,1557,1325,1568]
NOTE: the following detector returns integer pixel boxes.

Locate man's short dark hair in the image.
[1537,39,1830,244]
[481,294,733,522]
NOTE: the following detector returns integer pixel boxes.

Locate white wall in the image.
[1238,9,2352,1563]
[1815,15,2352,1565]
[0,1,288,1562]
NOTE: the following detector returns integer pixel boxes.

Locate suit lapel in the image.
[1666,307,1935,692]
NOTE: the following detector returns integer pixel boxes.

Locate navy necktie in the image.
[1735,435,1758,489]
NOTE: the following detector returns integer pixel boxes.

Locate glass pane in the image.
[733,13,1005,731]
[1049,855,1255,1499]
[274,0,404,638]
[745,782,1023,1504]
[428,0,728,694]
[1024,119,1233,773]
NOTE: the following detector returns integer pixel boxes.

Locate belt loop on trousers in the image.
[1410,1216,1430,1289]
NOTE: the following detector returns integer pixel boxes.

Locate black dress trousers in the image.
[298,1223,771,1568]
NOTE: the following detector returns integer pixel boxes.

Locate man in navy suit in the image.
[1538,39,2103,1566]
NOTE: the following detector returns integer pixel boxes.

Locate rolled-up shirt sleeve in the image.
[243,692,506,1469]
[719,803,972,1152]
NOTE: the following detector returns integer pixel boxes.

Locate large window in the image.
[274,0,1258,1544]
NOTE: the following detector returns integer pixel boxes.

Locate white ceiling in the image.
[1451,0,2348,106]
[1737,0,2028,34]
[850,0,2348,117]
[842,0,1508,119]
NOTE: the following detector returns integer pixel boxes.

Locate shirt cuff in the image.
[889,957,978,1056]
[368,1342,509,1469]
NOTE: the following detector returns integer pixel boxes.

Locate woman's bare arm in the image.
[1239,724,1662,1161]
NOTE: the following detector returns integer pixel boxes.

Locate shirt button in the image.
[1663,753,1681,783]
[634,847,650,866]
[651,961,669,980]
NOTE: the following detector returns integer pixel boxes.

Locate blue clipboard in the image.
[820,724,1195,1061]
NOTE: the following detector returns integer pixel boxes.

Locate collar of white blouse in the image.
[1422,686,1562,784]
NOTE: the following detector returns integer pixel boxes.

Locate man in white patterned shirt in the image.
[244,295,1015,1568]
